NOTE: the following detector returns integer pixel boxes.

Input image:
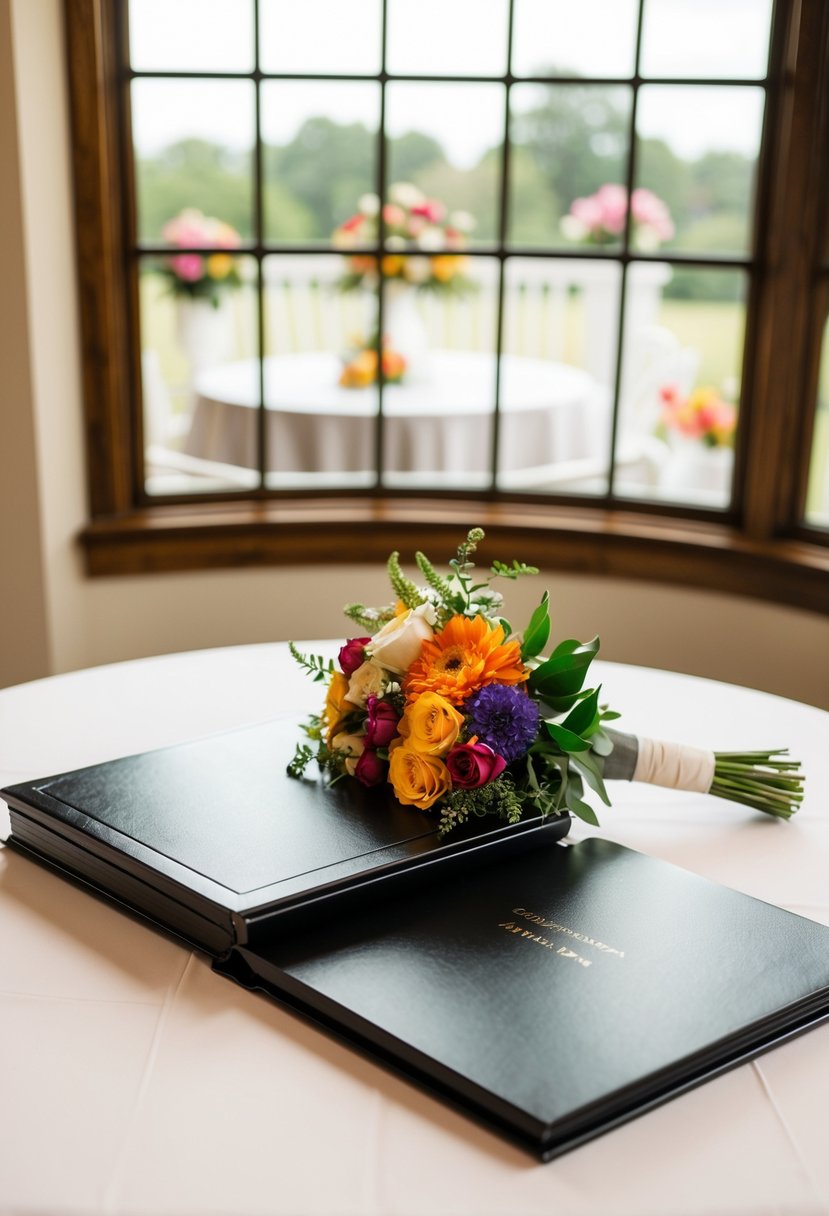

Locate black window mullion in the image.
[490,0,517,492]
[374,0,390,490]
[606,0,647,502]
[253,0,267,492]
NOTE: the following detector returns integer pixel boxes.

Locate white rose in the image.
[366,603,436,675]
[417,226,445,251]
[358,192,380,217]
[405,256,432,284]
[560,214,588,242]
[389,182,424,208]
[344,659,389,708]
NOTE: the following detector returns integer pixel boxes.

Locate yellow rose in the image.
[397,692,463,756]
[389,745,451,811]
[381,254,405,278]
[323,671,350,746]
[206,253,233,280]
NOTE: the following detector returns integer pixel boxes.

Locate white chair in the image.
[141,350,259,494]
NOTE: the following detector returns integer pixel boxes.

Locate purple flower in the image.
[466,685,540,763]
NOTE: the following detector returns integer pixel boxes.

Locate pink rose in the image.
[446,742,506,789]
[169,253,204,282]
[364,695,400,749]
[339,636,371,677]
[354,749,387,787]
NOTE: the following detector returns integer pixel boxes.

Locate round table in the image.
[1,646,828,1215]
[185,351,606,481]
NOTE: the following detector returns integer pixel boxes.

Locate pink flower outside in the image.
[169,253,204,282]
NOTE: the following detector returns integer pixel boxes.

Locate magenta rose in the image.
[446,741,506,789]
[354,748,387,787]
[364,695,401,749]
[338,636,371,677]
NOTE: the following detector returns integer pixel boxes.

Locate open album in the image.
[3,725,828,1160]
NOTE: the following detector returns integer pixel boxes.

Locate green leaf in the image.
[561,685,601,738]
[570,750,612,806]
[529,636,600,697]
[520,591,551,661]
[545,722,590,753]
[551,638,582,660]
[537,691,589,714]
[589,727,615,757]
[567,794,600,826]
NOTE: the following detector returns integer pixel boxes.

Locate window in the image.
[69,0,829,612]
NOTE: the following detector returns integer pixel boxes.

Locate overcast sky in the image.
[129,0,772,164]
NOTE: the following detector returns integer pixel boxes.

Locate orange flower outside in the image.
[403,614,527,706]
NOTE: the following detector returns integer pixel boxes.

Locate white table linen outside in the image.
[185,351,606,477]
[1,646,828,1216]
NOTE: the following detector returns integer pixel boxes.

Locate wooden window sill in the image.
[79,498,829,615]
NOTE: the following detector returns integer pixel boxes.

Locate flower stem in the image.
[710,749,804,819]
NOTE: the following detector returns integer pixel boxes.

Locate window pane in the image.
[387,0,509,76]
[497,258,622,494]
[260,254,499,490]
[259,0,381,75]
[616,264,746,508]
[512,0,638,79]
[805,315,829,529]
[261,82,380,244]
[129,0,254,73]
[132,80,255,244]
[139,256,260,496]
[263,254,377,489]
[640,0,773,80]
[636,85,765,256]
[386,83,505,246]
[510,85,632,249]
[382,256,500,491]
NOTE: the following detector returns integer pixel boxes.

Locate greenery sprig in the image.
[288,643,335,683]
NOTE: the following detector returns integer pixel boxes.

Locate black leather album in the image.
[0,718,569,954]
[3,727,829,1161]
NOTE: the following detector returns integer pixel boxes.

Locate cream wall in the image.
[1,0,827,709]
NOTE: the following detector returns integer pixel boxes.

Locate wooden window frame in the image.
[67,0,829,614]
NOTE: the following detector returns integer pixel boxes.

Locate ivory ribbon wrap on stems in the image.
[632,737,716,794]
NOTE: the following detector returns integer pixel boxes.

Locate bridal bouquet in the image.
[288,530,803,835]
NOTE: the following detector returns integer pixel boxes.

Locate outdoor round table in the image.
[185,351,607,478]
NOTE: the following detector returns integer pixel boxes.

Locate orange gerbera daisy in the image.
[403,614,527,706]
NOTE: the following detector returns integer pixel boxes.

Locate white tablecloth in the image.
[1,646,828,1216]
[186,352,606,479]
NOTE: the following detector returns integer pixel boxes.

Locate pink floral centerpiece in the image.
[561,184,674,250]
[160,209,242,307]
